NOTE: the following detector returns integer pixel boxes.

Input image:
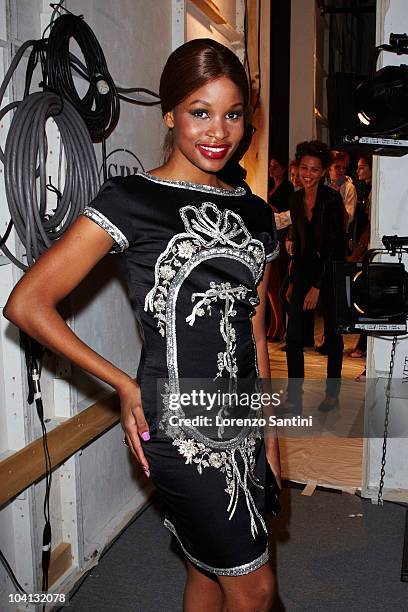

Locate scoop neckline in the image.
[137,170,246,197]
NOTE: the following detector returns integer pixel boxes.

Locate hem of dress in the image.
[163,518,269,576]
[82,206,129,253]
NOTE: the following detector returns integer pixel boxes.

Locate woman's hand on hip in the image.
[119,379,150,476]
[303,286,320,310]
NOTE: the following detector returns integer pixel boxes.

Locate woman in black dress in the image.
[4,40,280,611]
[286,141,346,411]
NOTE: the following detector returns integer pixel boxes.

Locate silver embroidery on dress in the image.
[138,171,246,196]
[186,282,249,379]
[144,203,265,337]
[173,432,267,538]
[144,202,268,539]
[82,206,129,253]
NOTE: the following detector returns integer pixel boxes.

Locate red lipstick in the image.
[196,143,231,160]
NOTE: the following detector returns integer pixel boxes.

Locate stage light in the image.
[334,236,408,335]
[357,111,371,126]
[352,263,408,319]
[355,64,408,137]
[328,34,408,155]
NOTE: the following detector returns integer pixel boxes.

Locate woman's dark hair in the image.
[269,152,289,170]
[358,154,373,168]
[289,159,298,170]
[159,39,250,161]
[295,140,331,170]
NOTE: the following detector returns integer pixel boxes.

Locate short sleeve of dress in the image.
[251,194,279,263]
[81,178,135,253]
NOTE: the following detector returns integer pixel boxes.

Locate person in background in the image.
[280,159,315,352]
[351,154,372,256]
[289,158,303,191]
[347,155,373,379]
[315,150,356,355]
[326,150,357,233]
[286,140,346,412]
[267,153,294,341]
[268,154,295,211]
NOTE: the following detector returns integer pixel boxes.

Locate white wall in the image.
[363,0,408,501]
[289,0,316,157]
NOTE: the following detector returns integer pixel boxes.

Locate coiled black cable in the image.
[45,13,119,142]
[3,90,99,269]
[0,38,99,269]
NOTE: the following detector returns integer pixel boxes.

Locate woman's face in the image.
[269,159,285,181]
[329,161,347,182]
[298,156,325,190]
[164,76,245,176]
[289,165,302,189]
[357,158,372,183]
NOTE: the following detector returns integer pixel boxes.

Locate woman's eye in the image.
[226,111,242,120]
[191,109,209,118]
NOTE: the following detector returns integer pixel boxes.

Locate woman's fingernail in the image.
[143,468,150,477]
[141,431,150,442]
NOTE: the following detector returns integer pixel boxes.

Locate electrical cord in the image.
[45,13,119,142]
[48,1,160,108]
[3,90,99,269]
[0,37,99,269]
[67,53,160,106]
[0,549,28,595]
[20,332,53,593]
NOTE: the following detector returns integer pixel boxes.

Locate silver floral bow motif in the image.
[180,202,252,249]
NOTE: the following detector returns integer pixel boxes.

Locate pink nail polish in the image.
[141,431,150,442]
[143,468,150,477]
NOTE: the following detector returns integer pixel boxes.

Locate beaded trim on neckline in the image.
[138,170,246,196]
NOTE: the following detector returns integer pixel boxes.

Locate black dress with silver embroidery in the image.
[82,171,278,576]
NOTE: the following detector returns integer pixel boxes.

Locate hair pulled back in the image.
[295,140,331,170]
[358,154,373,168]
[159,39,250,161]
[160,39,249,115]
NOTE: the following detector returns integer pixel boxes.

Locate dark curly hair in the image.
[295,140,331,170]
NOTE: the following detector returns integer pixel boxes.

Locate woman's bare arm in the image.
[252,263,281,486]
[3,216,150,473]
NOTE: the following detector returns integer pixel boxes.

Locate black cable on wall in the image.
[45,13,120,142]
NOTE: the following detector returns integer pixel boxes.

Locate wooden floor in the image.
[268,318,365,489]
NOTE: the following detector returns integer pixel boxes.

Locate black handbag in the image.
[265,463,282,516]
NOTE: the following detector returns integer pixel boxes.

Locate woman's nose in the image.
[207,117,229,140]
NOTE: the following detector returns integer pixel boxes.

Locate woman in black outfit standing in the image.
[285,141,346,411]
[4,39,280,611]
